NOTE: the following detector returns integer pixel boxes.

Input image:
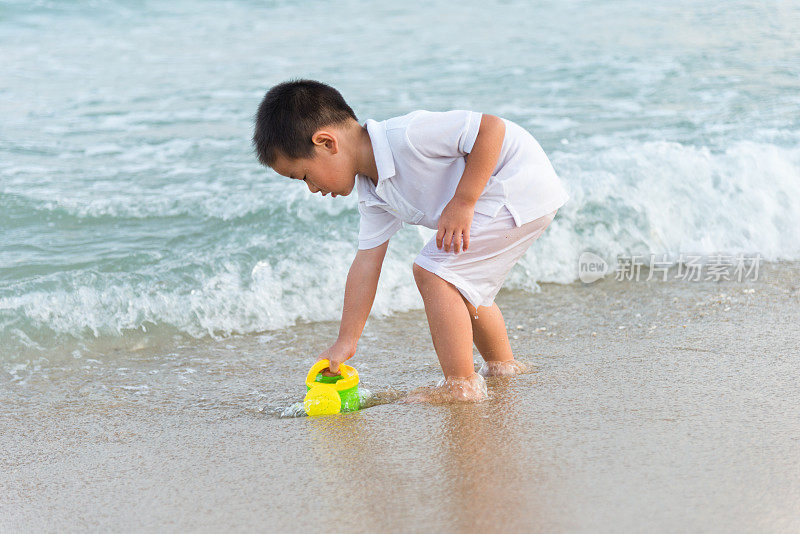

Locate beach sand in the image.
[2,261,799,532]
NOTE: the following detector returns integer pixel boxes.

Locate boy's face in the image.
[270,128,355,198]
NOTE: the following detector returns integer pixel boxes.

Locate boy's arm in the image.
[437,114,506,253]
[319,239,390,373]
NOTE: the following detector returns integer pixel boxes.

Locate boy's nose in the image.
[307,182,319,193]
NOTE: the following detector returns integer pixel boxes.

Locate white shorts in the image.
[413,205,557,310]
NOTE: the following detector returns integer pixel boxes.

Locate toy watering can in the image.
[303,359,360,416]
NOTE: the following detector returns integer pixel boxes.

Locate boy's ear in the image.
[311,130,338,153]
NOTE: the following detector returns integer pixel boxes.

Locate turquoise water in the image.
[2,0,799,361]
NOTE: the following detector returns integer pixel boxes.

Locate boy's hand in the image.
[437,197,475,253]
[316,339,357,375]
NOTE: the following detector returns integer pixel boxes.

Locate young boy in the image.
[253,79,569,401]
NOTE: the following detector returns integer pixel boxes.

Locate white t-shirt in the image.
[356,109,569,250]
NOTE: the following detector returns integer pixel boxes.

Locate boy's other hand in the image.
[437,197,475,254]
[317,339,357,375]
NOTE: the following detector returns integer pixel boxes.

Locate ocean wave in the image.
[2,139,799,359]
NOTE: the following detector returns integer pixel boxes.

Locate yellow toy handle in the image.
[306,359,359,391]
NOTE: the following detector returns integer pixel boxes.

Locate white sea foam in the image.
[3,139,799,357]
[509,140,800,287]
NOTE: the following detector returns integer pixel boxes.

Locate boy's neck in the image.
[353,121,379,187]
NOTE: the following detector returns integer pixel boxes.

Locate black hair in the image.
[252,78,358,167]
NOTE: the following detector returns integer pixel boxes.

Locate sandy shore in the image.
[2,261,799,532]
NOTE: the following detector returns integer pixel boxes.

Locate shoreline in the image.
[4,258,797,370]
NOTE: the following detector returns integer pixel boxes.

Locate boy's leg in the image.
[460,298,513,364]
[412,263,476,378]
[461,296,528,377]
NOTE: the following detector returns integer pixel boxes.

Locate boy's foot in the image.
[477,359,530,377]
[400,372,488,403]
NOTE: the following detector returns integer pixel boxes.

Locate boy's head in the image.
[253,79,362,197]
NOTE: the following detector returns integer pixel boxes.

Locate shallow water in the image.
[3,263,799,530]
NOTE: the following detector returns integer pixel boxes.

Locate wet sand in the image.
[2,262,799,532]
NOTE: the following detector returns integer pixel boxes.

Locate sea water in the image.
[2,0,800,364]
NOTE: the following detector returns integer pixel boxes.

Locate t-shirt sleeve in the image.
[405,110,483,159]
[357,201,403,250]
